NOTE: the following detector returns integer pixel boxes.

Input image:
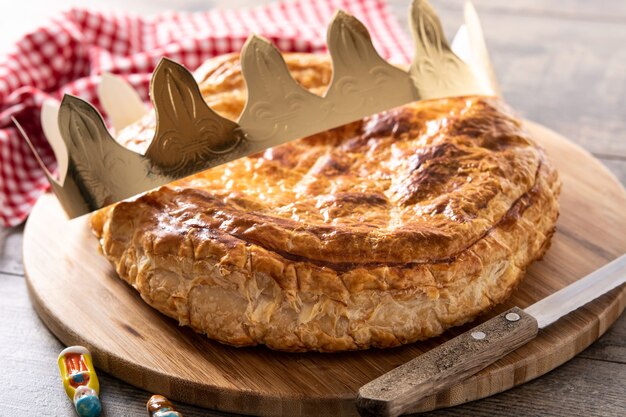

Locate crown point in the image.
[100,72,114,82]
[410,0,435,18]
[328,8,370,45]
[155,57,182,74]
[246,34,271,46]
[330,9,359,27]
[60,94,93,117]
[60,93,78,106]
[332,9,349,20]
[242,34,275,57]
[464,0,480,23]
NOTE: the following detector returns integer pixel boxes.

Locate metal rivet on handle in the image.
[505,312,521,322]
[471,331,486,340]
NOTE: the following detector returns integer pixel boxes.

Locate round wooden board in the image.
[23,121,626,417]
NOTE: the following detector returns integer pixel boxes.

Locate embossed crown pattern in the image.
[17,0,499,218]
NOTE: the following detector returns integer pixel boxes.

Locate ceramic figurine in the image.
[57,346,102,417]
[147,395,183,417]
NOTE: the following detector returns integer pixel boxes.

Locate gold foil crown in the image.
[18,0,499,218]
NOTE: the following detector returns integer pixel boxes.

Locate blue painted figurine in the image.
[57,346,102,417]
[147,394,183,417]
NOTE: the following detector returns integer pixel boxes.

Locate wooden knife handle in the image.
[356,307,538,417]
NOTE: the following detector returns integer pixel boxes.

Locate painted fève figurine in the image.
[147,394,183,417]
[57,346,102,417]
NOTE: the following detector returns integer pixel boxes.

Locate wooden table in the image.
[1,0,625,416]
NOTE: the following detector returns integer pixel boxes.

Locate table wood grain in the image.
[1,0,625,416]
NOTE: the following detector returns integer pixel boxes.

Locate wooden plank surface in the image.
[1,0,626,416]
[21,122,626,416]
[420,358,626,417]
[579,308,626,364]
[2,269,624,417]
[0,225,24,276]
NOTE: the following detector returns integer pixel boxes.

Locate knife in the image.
[356,253,626,417]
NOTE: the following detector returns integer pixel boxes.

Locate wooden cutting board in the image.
[23,121,626,417]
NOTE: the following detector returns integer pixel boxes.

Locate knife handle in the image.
[356,307,538,417]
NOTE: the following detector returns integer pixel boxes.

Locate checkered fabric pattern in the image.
[0,0,411,227]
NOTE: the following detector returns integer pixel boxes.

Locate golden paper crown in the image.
[17,0,499,218]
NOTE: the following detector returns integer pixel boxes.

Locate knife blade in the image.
[356,253,626,417]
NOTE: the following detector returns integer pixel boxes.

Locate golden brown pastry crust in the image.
[91,53,561,352]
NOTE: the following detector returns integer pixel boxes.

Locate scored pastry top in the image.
[109,53,544,266]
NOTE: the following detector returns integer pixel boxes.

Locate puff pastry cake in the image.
[90,53,561,352]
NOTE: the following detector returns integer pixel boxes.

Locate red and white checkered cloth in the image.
[0,0,411,227]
